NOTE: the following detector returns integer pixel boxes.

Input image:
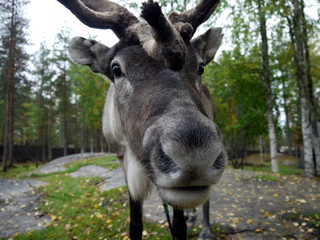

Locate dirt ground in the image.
[143,169,320,240]
[0,154,319,239]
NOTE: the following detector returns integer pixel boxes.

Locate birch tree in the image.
[299,0,320,176]
[291,0,314,177]
[257,0,278,172]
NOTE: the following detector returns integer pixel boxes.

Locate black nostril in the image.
[212,151,226,170]
[174,121,214,149]
[157,147,180,174]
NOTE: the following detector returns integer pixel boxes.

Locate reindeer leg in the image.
[173,208,187,240]
[129,195,143,240]
[198,200,214,240]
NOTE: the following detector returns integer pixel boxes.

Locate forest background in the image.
[0,0,320,178]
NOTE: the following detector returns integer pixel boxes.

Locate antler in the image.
[169,0,221,38]
[57,0,186,71]
[137,0,186,71]
[56,0,139,40]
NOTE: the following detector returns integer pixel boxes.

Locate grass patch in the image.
[9,170,171,239]
[65,156,120,172]
[0,156,120,180]
[0,162,40,179]
[256,174,281,182]
[187,223,226,239]
[231,153,304,176]
[2,156,175,239]
[304,213,320,228]
[242,163,304,176]
[283,212,320,236]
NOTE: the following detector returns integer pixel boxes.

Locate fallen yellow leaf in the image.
[246,219,254,224]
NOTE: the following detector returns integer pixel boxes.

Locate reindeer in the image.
[57,0,227,239]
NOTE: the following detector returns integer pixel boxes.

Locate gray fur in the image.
[68,27,227,202]
[68,28,227,207]
[64,1,226,239]
[192,28,224,65]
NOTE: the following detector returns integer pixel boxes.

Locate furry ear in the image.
[68,37,111,75]
[191,27,223,65]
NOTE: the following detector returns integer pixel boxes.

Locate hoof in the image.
[198,229,214,240]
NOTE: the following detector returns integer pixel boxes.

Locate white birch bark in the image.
[268,111,278,173]
[292,0,315,178]
[300,97,314,178]
[257,0,278,173]
[312,133,320,176]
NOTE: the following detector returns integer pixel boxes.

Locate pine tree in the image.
[0,0,29,171]
[52,29,71,156]
[32,42,55,163]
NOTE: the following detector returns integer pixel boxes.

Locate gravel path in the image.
[0,179,49,238]
[1,154,319,239]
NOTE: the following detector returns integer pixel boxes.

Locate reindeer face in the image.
[116,45,226,209]
[63,0,226,209]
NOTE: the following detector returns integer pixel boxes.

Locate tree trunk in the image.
[47,102,53,161]
[259,135,264,165]
[300,0,320,176]
[300,97,314,177]
[62,73,68,156]
[282,77,293,156]
[36,89,42,167]
[257,0,278,172]
[90,132,94,153]
[2,0,16,171]
[80,122,85,153]
[292,0,314,178]
[100,131,104,152]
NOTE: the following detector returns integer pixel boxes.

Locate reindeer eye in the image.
[199,63,205,76]
[112,63,123,77]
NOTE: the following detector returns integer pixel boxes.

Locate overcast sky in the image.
[25,0,119,54]
[25,0,318,56]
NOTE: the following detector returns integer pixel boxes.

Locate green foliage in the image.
[0,0,319,171]
[6,28,110,154]
[68,63,109,130]
[0,0,31,146]
[204,48,268,150]
[201,0,320,169]
[120,0,197,14]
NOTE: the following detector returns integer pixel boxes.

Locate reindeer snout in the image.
[153,119,226,188]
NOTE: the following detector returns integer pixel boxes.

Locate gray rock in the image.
[0,179,47,201]
[70,165,110,178]
[0,179,50,238]
[100,168,126,191]
[26,152,115,176]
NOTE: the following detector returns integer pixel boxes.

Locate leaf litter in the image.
[1,156,319,240]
